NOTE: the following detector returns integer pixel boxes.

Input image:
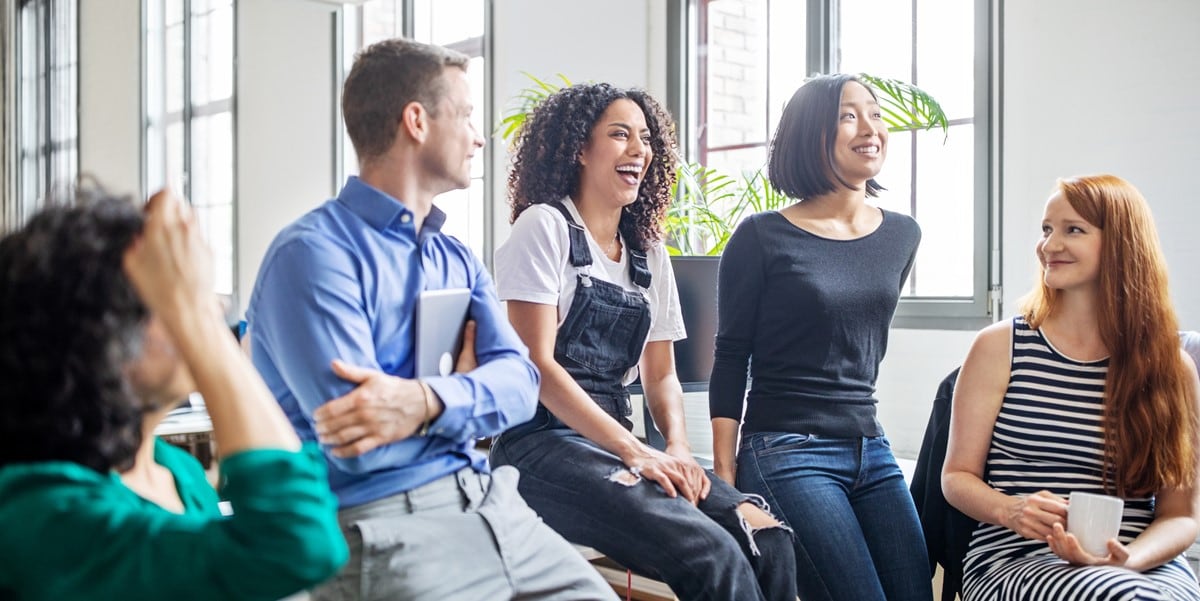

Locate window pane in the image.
[14,0,77,216]
[362,0,402,45]
[189,111,234,208]
[469,55,485,179]
[414,0,482,46]
[703,145,769,227]
[916,0,974,120]
[872,130,913,218]
[165,4,185,115]
[165,121,186,191]
[705,145,768,182]
[838,0,979,302]
[191,0,234,104]
[195,204,234,295]
[702,0,769,152]
[910,124,974,297]
[435,178,485,259]
[766,0,806,133]
[837,0,913,80]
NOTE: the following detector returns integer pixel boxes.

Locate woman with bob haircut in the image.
[491,82,797,601]
[0,188,347,600]
[944,174,1200,599]
[709,73,931,600]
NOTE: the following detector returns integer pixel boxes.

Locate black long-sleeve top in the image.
[708,209,920,437]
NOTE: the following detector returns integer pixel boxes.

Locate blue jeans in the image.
[492,424,797,601]
[737,433,932,601]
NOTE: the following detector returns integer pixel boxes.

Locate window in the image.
[338,0,490,260]
[144,0,236,297]
[10,0,78,228]
[681,0,994,328]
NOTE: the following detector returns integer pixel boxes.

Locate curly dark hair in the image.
[507,83,678,251]
[0,190,148,473]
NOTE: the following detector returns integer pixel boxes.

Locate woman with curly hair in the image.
[0,189,346,600]
[490,83,796,600]
[944,174,1200,599]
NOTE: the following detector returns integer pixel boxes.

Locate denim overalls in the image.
[491,202,797,601]
[506,201,652,435]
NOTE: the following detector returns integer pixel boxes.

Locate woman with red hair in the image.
[944,174,1200,599]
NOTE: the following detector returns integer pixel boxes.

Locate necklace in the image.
[604,232,620,260]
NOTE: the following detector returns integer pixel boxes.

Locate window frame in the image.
[141,0,239,302]
[670,0,999,330]
[8,0,78,229]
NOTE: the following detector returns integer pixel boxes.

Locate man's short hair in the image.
[342,38,470,163]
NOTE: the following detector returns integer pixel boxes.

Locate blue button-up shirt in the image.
[247,177,539,508]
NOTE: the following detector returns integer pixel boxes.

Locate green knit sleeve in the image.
[0,443,347,601]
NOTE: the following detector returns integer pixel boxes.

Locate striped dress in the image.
[962,317,1200,600]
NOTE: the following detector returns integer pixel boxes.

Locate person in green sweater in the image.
[0,188,348,600]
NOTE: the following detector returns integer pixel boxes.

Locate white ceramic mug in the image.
[1067,491,1123,556]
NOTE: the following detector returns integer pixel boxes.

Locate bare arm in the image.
[507,300,700,502]
[640,340,710,500]
[712,417,740,485]
[943,321,1068,540]
[123,190,300,455]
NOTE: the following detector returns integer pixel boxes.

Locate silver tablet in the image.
[414,288,471,378]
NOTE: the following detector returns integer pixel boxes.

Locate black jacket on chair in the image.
[910,367,978,601]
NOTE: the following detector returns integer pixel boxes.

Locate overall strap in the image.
[547,202,592,268]
[548,201,653,289]
[627,247,652,289]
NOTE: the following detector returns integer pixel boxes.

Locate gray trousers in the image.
[311,466,616,601]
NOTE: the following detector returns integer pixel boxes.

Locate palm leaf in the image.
[496,73,572,144]
[857,73,949,140]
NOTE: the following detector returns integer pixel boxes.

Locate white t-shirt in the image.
[494,197,686,385]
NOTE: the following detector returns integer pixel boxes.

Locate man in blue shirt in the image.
[248,38,615,600]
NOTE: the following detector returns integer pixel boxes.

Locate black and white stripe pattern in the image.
[962,317,1199,600]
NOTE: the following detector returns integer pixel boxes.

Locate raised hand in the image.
[122,189,217,323]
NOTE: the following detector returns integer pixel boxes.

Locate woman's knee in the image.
[737,502,783,529]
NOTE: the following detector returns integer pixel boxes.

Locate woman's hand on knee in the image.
[622,447,704,505]
[665,441,711,502]
[1046,522,1130,567]
[1001,490,1068,540]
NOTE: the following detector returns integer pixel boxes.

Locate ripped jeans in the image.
[491,422,797,601]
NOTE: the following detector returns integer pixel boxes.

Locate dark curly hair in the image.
[507,83,678,251]
[0,190,147,473]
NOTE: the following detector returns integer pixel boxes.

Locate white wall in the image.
[490,0,665,247]
[79,0,141,195]
[76,0,339,312]
[235,0,339,310]
[878,0,1200,459]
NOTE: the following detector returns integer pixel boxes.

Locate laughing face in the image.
[577,98,652,208]
[830,81,887,186]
